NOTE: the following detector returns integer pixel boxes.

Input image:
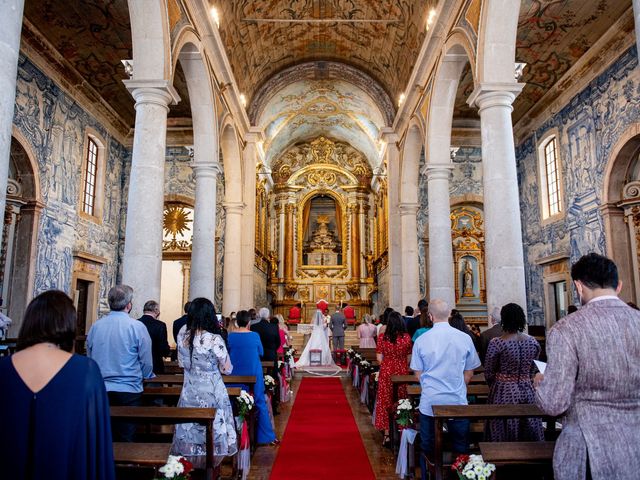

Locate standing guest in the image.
[172,298,237,467]
[138,300,170,375]
[484,303,543,442]
[357,314,377,348]
[411,300,428,338]
[248,308,258,327]
[449,309,478,349]
[411,309,433,342]
[343,302,356,329]
[411,299,480,478]
[0,290,115,479]
[0,298,12,340]
[251,308,281,362]
[87,285,153,442]
[330,305,347,351]
[228,311,279,445]
[172,301,191,344]
[377,307,394,338]
[276,313,291,345]
[535,253,640,480]
[272,316,288,355]
[374,311,413,446]
[478,307,503,364]
[403,306,416,336]
[288,303,302,324]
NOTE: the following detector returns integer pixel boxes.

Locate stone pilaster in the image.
[382,129,402,310]
[425,164,455,307]
[189,162,222,301]
[399,202,421,308]
[122,81,180,316]
[222,201,244,314]
[469,82,527,311]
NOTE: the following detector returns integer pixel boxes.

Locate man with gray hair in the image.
[478,306,503,364]
[87,285,153,442]
[138,300,170,375]
[411,299,480,479]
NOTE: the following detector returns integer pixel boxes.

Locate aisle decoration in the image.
[155,456,193,480]
[264,374,277,395]
[451,454,496,480]
[395,398,416,429]
[235,391,255,480]
[395,427,418,479]
[277,360,292,402]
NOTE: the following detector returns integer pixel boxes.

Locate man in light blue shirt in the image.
[410,298,480,478]
[87,284,153,441]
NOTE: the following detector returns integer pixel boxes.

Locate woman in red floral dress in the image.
[374,311,413,445]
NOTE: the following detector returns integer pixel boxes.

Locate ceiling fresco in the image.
[258,77,386,167]
[453,0,630,122]
[217,0,432,103]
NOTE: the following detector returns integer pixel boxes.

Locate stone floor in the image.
[247,372,400,479]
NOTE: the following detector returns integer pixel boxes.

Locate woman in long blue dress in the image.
[227,310,278,444]
[172,298,237,467]
[0,290,114,480]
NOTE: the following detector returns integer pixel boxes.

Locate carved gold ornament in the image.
[164,205,192,238]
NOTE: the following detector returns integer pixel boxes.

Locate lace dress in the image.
[295,310,337,367]
[171,327,238,467]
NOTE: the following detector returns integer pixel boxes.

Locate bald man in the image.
[410,299,480,478]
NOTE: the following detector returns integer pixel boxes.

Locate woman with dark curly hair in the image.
[484,303,544,442]
[374,311,412,447]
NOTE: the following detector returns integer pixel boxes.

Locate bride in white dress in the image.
[295,310,337,368]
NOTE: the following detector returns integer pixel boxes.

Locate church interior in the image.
[1,0,639,479]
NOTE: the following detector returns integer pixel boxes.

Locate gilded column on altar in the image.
[349,203,361,280]
[284,203,295,281]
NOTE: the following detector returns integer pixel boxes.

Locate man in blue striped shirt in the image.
[87,284,153,441]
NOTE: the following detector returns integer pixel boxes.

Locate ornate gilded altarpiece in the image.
[267,137,377,321]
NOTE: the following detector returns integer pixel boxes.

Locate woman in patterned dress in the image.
[172,298,238,468]
[374,311,413,446]
[484,303,544,441]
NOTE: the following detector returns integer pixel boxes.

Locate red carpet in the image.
[269,377,375,479]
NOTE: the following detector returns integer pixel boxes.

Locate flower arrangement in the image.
[347,348,356,359]
[395,398,416,427]
[264,374,276,394]
[359,359,376,376]
[283,346,296,363]
[451,454,496,480]
[236,390,254,421]
[277,360,285,370]
[372,371,379,382]
[155,455,193,480]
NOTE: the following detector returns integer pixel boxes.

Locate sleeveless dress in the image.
[172,327,238,467]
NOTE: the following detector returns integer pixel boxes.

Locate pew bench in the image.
[479,441,555,465]
[113,442,172,466]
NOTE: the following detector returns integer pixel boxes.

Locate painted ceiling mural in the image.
[217,0,432,102]
[257,76,386,167]
[453,0,629,122]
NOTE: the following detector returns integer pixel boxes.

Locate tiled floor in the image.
[247,372,401,480]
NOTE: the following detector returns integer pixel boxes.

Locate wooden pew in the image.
[430,404,551,480]
[110,406,217,479]
[113,442,172,466]
[146,375,257,390]
[479,441,555,466]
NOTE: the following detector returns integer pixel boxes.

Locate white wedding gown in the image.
[295,310,337,368]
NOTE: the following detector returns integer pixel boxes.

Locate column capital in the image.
[379,127,400,144]
[223,201,244,215]
[467,82,525,111]
[244,127,265,145]
[123,79,181,109]
[424,163,454,181]
[192,162,222,178]
[398,203,420,216]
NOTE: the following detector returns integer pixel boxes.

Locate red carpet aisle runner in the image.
[269,377,375,479]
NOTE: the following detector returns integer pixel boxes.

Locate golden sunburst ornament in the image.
[163,205,192,238]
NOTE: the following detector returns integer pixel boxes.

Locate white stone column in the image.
[469,83,527,310]
[425,164,456,307]
[399,202,421,308]
[222,202,244,314]
[189,162,221,301]
[122,81,179,316]
[240,132,261,308]
[383,130,402,310]
[634,0,640,63]
[0,0,24,250]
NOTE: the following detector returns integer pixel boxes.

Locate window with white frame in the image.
[538,135,563,220]
[82,137,98,216]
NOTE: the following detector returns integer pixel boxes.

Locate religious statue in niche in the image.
[268,250,278,278]
[302,195,342,266]
[458,256,478,299]
[462,259,474,297]
[305,215,340,265]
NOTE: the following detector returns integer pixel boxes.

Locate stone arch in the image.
[602,123,640,303]
[6,131,43,330]
[127,0,171,80]
[400,120,423,205]
[220,121,243,203]
[476,0,521,84]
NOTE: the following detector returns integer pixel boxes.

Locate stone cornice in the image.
[19,19,132,145]
[514,6,635,143]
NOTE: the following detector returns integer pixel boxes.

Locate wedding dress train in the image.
[295,310,337,368]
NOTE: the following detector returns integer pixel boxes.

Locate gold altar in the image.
[264,137,378,321]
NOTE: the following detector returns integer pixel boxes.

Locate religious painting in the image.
[302,194,343,266]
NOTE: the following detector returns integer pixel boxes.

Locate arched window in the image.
[79,130,106,221]
[538,135,564,220]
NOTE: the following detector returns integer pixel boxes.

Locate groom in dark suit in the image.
[330,305,347,350]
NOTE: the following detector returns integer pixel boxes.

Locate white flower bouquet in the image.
[236,390,254,421]
[264,374,276,394]
[395,398,416,427]
[155,455,193,480]
[451,454,496,480]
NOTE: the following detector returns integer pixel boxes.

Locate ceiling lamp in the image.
[240,94,247,108]
[210,7,220,28]
[426,8,437,30]
[398,93,406,107]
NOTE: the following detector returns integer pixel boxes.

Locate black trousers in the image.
[108,391,142,442]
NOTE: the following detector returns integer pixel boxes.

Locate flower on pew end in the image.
[236,390,255,421]
[155,455,193,480]
[451,453,495,480]
[395,398,415,427]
